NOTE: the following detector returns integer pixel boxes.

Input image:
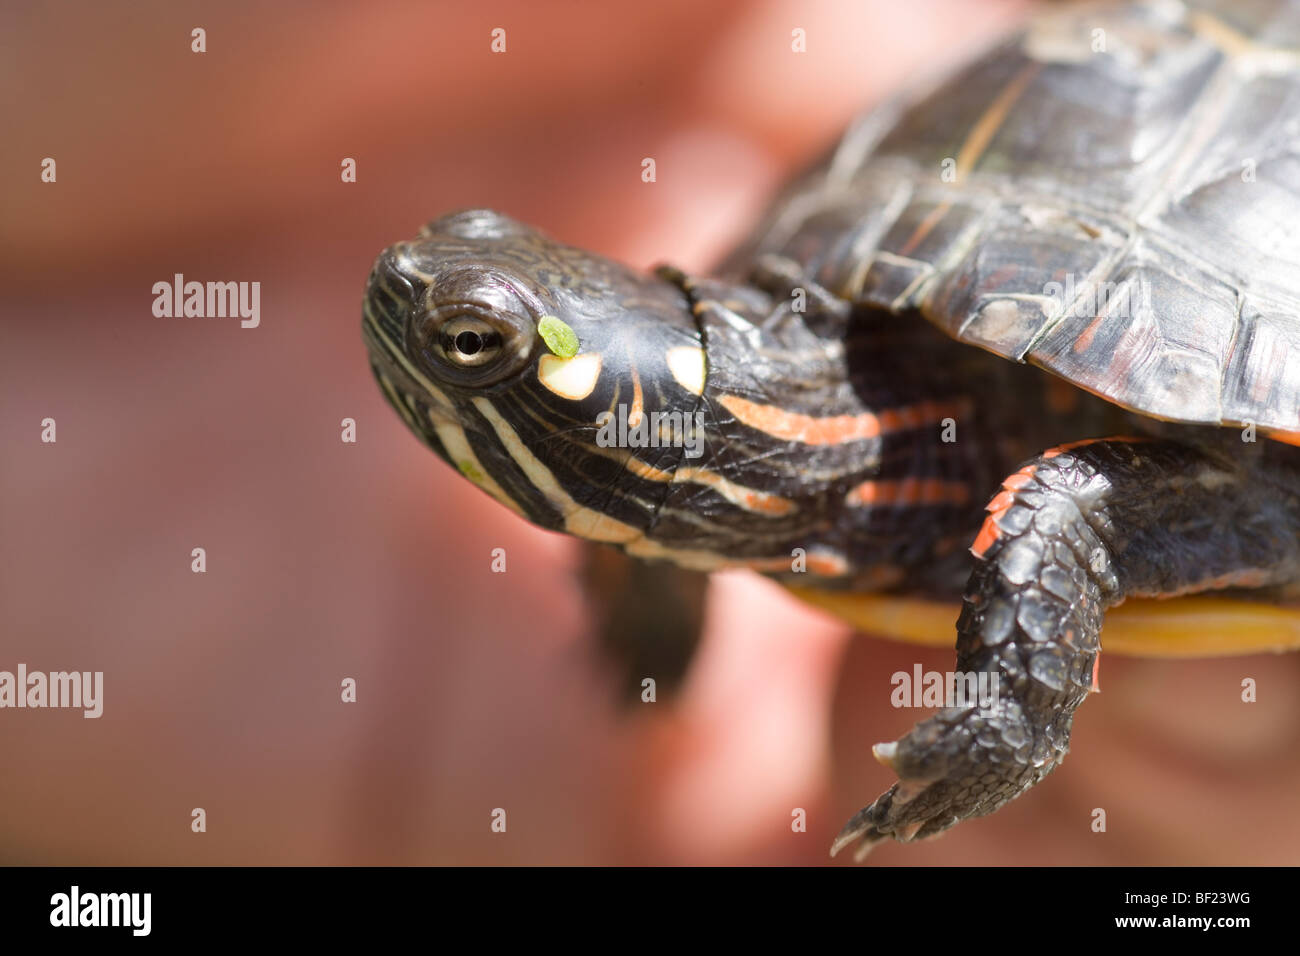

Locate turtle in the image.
[361,0,1300,858]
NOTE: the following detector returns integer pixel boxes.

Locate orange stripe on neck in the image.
[718,396,963,446]
[847,478,971,508]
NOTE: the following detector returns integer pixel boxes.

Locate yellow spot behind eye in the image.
[666,346,706,395]
[537,352,602,400]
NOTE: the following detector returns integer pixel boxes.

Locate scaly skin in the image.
[833,438,1300,857]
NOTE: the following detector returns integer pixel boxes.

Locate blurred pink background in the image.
[3,0,1298,865]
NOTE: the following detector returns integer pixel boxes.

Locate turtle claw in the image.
[829,778,949,860]
[830,790,931,860]
[831,701,1065,859]
[829,782,929,859]
[871,741,898,769]
[830,733,945,860]
[829,814,882,860]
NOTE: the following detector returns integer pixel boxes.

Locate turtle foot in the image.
[830,701,1056,860]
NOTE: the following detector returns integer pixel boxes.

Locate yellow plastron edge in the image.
[787,588,1300,658]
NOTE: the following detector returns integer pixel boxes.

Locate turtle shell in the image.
[735,0,1300,433]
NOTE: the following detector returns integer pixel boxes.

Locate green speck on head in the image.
[457,460,485,483]
[538,315,580,359]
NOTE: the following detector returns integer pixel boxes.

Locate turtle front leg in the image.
[580,544,708,704]
[833,436,1300,859]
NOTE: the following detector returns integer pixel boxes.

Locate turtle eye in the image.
[408,306,531,387]
[437,316,503,367]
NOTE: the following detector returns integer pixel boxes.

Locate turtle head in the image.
[362,208,709,539]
